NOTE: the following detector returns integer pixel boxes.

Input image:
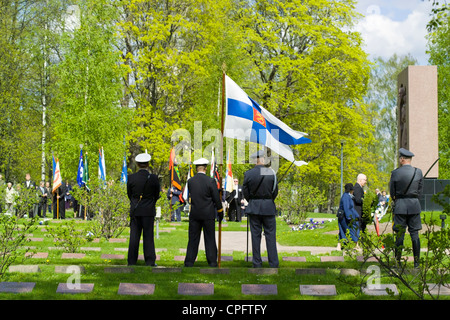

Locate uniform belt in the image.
[395,194,419,199]
[132,195,153,199]
[250,196,273,200]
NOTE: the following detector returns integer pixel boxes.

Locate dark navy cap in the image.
[399,148,414,158]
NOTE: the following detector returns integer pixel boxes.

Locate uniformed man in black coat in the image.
[184,158,223,267]
[127,152,161,266]
[243,150,279,268]
[389,148,423,268]
[225,178,244,222]
[353,173,367,231]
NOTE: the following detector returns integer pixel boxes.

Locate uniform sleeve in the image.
[272,176,278,199]
[127,177,132,200]
[389,172,395,199]
[243,172,250,201]
[151,174,161,200]
[417,169,423,196]
[210,179,223,214]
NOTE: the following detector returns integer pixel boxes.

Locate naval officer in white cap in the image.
[184,157,224,267]
[127,152,161,266]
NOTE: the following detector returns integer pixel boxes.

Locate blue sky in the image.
[354,0,434,64]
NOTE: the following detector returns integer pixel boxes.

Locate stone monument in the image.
[397,65,439,178]
[397,66,449,211]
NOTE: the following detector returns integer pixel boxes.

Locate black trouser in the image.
[185,219,217,267]
[128,216,156,266]
[248,214,279,268]
[393,213,422,266]
[53,199,65,219]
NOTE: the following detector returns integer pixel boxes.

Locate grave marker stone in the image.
[242,284,278,295]
[56,283,94,294]
[178,283,214,296]
[118,283,155,295]
[0,282,35,293]
[300,285,336,296]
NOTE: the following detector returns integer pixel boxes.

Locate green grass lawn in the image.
[0,210,448,302]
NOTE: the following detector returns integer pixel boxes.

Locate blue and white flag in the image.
[224,75,311,166]
[98,147,106,181]
[77,149,84,187]
[120,154,127,184]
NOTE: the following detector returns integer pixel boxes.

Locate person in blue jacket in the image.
[338,183,360,245]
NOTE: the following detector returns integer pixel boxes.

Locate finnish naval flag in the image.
[223,75,311,166]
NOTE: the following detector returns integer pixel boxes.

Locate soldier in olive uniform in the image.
[389,148,423,268]
[243,150,279,268]
[127,152,161,266]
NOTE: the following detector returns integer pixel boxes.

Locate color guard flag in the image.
[121,154,127,184]
[169,148,182,190]
[182,163,194,202]
[77,148,84,187]
[224,148,234,193]
[52,156,62,193]
[224,75,311,166]
[98,147,106,181]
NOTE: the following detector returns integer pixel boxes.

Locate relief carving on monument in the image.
[398,83,408,149]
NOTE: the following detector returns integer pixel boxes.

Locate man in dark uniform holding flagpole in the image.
[243,150,279,268]
[390,148,423,268]
[127,152,160,266]
[184,158,223,267]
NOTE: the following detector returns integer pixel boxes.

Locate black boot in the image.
[412,238,421,269]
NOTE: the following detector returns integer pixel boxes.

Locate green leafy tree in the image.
[236,0,376,211]
[365,54,418,185]
[50,0,130,181]
[427,9,450,179]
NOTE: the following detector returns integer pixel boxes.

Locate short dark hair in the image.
[137,162,149,169]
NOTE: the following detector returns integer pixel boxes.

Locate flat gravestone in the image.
[138,254,160,261]
[200,268,230,274]
[296,268,326,275]
[61,253,85,259]
[300,285,336,296]
[282,256,306,262]
[320,256,344,262]
[361,284,398,296]
[56,283,94,294]
[357,256,378,263]
[245,256,268,262]
[101,254,124,260]
[242,284,277,295]
[9,265,41,273]
[427,283,450,296]
[178,283,214,296]
[174,256,186,261]
[0,282,35,293]
[27,238,43,242]
[118,283,155,295]
[152,267,182,273]
[220,255,233,261]
[25,252,48,259]
[340,269,360,277]
[248,268,278,275]
[80,247,101,252]
[104,267,134,273]
[55,266,85,274]
[109,238,127,243]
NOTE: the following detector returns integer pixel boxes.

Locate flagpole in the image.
[218,65,227,268]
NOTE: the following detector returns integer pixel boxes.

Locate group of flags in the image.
[170,74,311,202]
